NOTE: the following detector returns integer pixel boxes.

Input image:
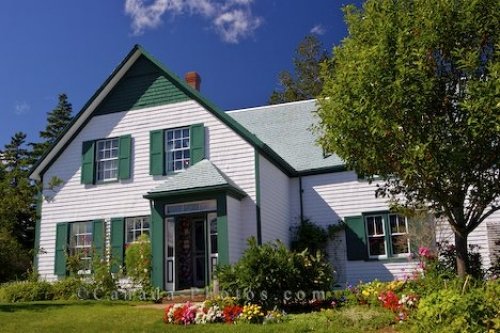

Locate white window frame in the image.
[125,216,150,244]
[365,215,388,259]
[68,221,92,273]
[165,127,190,173]
[365,213,411,259]
[388,214,411,257]
[96,138,119,182]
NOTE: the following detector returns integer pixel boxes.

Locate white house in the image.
[29,45,499,290]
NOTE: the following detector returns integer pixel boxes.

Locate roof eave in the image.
[29,45,143,181]
[143,184,247,200]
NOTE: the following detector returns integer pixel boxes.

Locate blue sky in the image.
[0,0,362,148]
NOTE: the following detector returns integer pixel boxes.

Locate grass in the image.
[0,301,396,332]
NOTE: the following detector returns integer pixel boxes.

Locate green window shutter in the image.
[118,135,132,180]
[150,130,164,175]
[344,215,368,260]
[190,124,205,165]
[110,218,125,272]
[54,222,69,277]
[81,140,95,184]
[92,219,105,260]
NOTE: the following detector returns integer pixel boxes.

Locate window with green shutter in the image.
[149,124,205,175]
[81,135,132,184]
[110,217,125,272]
[344,213,412,261]
[92,219,105,260]
[344,216,367,261]
[54,222,69,277]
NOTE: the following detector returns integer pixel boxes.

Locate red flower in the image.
[222,305,242,324]
[378,291,401,312]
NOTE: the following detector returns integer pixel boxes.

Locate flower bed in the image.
[163,300,284,325]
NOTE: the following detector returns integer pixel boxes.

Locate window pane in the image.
[392,235,409,254]
[374,216,384,235]
[366,217,374,235]
[369,237,386,256]
[182,128,189,137]
[211,235,218,254]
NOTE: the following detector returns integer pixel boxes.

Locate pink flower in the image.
[418,247,431,258]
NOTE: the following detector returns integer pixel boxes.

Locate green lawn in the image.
[0,301,396,333]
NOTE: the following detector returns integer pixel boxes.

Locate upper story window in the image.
[68,221,92,270]
[96,138,119,182]
[166,127,190,173]
[365,213,410,258]
[125,216,150,244]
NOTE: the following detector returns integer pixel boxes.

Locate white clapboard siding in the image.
[259,155,291,244]
[436,210,500,270]
[301,171,416,284]
[38,100,256,281]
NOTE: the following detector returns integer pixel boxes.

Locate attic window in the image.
[96,138,119,182]
[166,127,190,172]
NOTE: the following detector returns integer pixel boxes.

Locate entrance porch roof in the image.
[144,159,247,200]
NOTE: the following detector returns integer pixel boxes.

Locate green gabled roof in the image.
[228,100,345,173]
[144,159,246,199]
[30,44,297,181]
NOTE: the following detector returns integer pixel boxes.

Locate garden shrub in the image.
[409,279,499,333]
[216,237,333,309]
[290,219,329,254]
[433,241,484,279]
[52,277,85,300]
[0,281,54,302]
[90,250,117,298]
[125,234,152,289]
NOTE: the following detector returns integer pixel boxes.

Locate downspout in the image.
[299,176,304,223]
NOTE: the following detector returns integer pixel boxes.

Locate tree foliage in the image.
[317,0,500,277]
[269,35,330,104]
[0,133,36,281]
[31,93,73,159]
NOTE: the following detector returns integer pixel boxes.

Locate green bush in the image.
[216,237,334,309]
[409,279,499,333]
[125,234,152,289]
[52,277,85,300]
[290,219,329,254]
[90,251,117,298]
[0,281,54,302]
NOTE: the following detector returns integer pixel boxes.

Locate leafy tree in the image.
[269,35,330,104]
[31,93,73,159]
[0,132,35,281]
[317,0,500,277]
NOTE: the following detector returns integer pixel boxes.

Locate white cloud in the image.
[14,101,30,115]
[124,0,262,43]
[310,24,325,35]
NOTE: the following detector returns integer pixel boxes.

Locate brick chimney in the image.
[185,71,201,91]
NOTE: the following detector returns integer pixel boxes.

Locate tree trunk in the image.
[454,231,469,278]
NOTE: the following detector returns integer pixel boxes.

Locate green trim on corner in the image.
[216,194,229,265]
[33,193,42,270]
[150,201,165,290]
[254,151,262,245]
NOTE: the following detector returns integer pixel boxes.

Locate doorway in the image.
[164,211,218,291]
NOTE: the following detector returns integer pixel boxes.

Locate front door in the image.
[164,212,218,291]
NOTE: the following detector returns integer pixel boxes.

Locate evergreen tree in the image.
[269,35,330,104]
[31,93,73,159]
[0,132,35,281]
